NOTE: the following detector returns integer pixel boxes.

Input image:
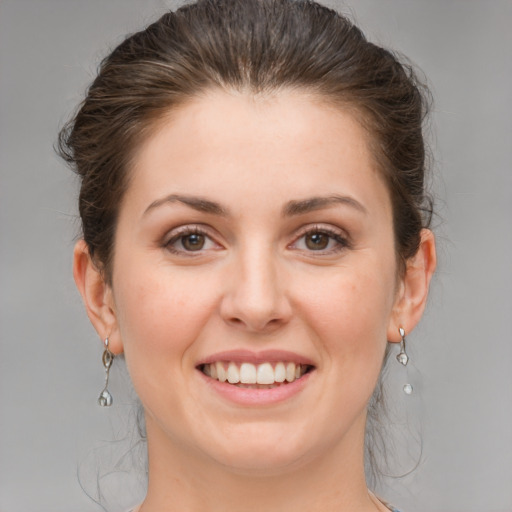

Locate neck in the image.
[139,415,387,512]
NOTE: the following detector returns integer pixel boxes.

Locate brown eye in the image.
[305,232,330,250]
[181,233,205,251]
[165,226,221,255]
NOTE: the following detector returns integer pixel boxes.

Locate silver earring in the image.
[396,327,413,394]
[98,337,114,406]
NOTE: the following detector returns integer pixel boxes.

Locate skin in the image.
[74,90,436,512]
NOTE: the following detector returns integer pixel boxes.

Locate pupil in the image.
[183,233,205,251]
[306,232,329,250]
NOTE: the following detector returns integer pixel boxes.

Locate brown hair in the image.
[59,0,434,487]
[58,0,432,284]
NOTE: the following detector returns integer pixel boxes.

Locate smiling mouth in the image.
[199,361,313,389]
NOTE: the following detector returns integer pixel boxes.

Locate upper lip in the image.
[196,349,316,367]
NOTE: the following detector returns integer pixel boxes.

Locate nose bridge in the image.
[221,238,290,332]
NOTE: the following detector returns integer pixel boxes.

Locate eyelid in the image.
[162,223,350,256]
[163,224,223,254]
[289,224,351,253]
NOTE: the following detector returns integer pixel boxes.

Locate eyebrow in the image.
[143,194,229,217]
[143,193,366,218]
[282,195,367,216]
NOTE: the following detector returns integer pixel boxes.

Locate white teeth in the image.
[240,363,257,384]
[257,363,275,385]
[274,362,286,383]
[285,362,296,382]
[227,362,240,384]
[203,361,309,385]
[216,361,227,382]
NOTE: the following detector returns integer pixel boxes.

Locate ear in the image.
[73,240,123,354]
[387,229,437,342]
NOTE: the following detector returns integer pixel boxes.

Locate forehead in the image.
[126,89,391,219]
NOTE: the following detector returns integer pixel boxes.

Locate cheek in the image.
[112,267,220,378]
[111,268,225,429]
[299,258,396,364]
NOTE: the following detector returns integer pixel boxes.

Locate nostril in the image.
[226,316,285,333]
[219,270,292,332]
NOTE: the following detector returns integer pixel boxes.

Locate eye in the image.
[292,226,349,253]
[304,232,331,250]
[165,226,219,254]
[180,232,206,251]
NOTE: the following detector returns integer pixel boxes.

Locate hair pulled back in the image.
[58,0,432,283]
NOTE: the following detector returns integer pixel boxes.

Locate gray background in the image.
[1,1,511,511]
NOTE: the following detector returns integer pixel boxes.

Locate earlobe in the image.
[387,229,437,342]
[73,240,123,354]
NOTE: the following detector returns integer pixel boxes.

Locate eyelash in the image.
[164,224,350,256]
[164,225,218,255]
[290,225,350,254]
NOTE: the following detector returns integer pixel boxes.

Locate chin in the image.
[202,425,314,475]
[215,448,308,476]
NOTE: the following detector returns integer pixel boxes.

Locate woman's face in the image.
[108,90,402,473]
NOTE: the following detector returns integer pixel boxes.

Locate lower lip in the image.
[197,369,313,406]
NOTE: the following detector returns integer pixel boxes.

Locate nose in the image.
[219,243,292,333]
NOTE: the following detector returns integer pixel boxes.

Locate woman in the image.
[59,0,436,510]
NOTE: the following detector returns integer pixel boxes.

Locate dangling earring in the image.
[98,337,114,406]
[396,327,413,395]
